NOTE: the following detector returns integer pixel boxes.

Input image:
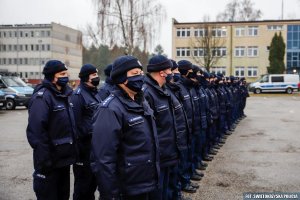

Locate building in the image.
[172,18,300,82]
[0,22,82,84]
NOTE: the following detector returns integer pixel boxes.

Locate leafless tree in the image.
[190,23,227,72]
[89,0,166,55]
[216,0,262,21]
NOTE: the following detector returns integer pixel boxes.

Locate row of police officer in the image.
[27,55,248,200]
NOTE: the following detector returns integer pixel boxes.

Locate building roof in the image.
[173,18,300,26]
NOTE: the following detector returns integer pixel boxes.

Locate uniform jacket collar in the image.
[144,74,169,97]
[40,79,73,98]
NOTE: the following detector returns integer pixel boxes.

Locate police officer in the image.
[72,64,102,200]
[240,77,249,119]
[143,55,179,200]
[91,55,160,200]
[166,60,193,200]
[98,64,114,100]
[171,61,199,194]
[177,60,204,181]
[27,60,77,200]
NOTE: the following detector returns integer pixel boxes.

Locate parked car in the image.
[0,73,33,110]
[249,74,300,94]
[0,90,5,109]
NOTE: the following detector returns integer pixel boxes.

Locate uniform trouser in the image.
[33,166,70,200]
[73,162,97,200]
[241,97,247,115]
[226,109,232,130]
[154,165,178,200]
[177,149,190,189]
[193,130,207,167]
[218,114,227,138]
[208,120,217,151]
[198,129,207,160]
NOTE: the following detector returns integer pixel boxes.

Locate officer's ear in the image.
[159,71,165,77]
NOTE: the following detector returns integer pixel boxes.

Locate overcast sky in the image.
[1,0,300,56]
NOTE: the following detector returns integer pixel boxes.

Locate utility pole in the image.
[281,0,284,20]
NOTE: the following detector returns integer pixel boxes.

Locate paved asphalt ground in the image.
[0,93,300,200]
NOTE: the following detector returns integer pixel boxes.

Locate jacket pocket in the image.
[122,159,155,186]
[51,137,74,163]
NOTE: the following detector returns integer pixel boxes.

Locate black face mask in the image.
[126,75,145,92]
[91,77,100,86]
[165,73,173,83]
[173,73,181,82]
[187,72,197,79]
[56,77,69,87]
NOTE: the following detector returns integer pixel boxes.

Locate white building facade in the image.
[0,22,82,83]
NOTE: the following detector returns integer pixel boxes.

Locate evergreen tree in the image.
[268,32,286,74]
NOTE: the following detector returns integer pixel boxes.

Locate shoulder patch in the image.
[36,88,46,98]
[74,88,81,95]
[101,94,115,107]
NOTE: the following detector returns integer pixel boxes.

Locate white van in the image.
[249,74,300,94]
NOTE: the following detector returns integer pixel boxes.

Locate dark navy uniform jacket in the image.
[166,82,189,151]
[175,79,194,139]
[98,78,114,100]
[27,80,77,173]
[181,77,202,135]
[143,74,178,168]
[216,84,228,115]
[205,84,219,120]
[195,84,209,130]
[91,87,160,199]
[71,83,101,164]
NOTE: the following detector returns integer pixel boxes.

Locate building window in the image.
[47,44,51,51]
[25,45,28,51]
[212,47,227,57]
[14,58,17,65]
[212,27,227,37]
[46,31,51,37]
[31,31,34,37]
[8,58,12,65]
[235,67,245,77]
[176,47,191,57]
[287,25,300,72]
[14,45,18,51]
[235,27,245,37]
[20,31,23,37]
[3,32,6,37]
[194,28,208,37]
[41,31,45,37]
[20,45,23,51]
[193,48,205,57]
[8,45,12,51]
[36,44,39,51]
[247,66,258,77]
[248,26,258,36]
[267,25,283,31]
[176,28,191,37]
[247,46,258,57]
[234,46,245,57]
[211,66,226,75]
[31,45,34,51]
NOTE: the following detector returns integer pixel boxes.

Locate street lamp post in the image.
[38,39,42,82]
